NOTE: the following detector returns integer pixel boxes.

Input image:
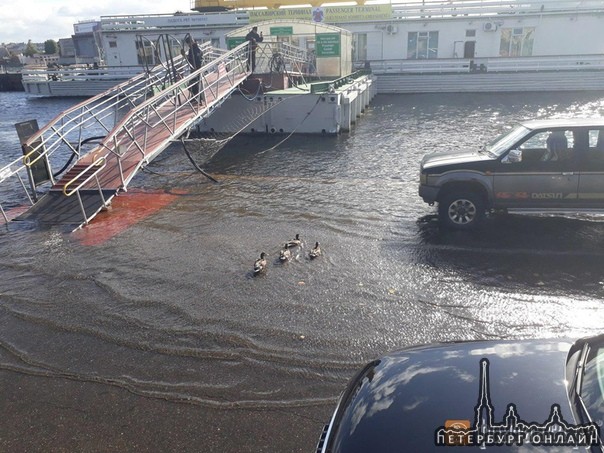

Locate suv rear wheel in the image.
[438,191,485,230]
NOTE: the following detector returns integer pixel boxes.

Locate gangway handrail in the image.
[1,42,252,226]
[61,156,109,226]
[92,42,251,191]
[13,57,190,190]
[25,66,157,145]
[62,157,107,197]
[105,44,242,138]
[17,68,163,175]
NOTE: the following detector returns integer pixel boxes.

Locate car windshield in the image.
[485,125,531,157]
[580,338,604,424]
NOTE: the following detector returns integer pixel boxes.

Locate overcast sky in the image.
[1,0,191,44]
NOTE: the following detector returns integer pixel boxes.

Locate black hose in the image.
[181,137,219,183]
[53,135,106,178]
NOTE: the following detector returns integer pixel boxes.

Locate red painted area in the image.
[73,189,185,246]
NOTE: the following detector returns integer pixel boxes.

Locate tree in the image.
[44,39,58,55]
[24,40,37,57]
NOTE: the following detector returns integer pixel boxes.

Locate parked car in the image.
[316,334,604,452]
[419,119,604,229]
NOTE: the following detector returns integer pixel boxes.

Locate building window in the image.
[135,40,154,65]
[407,31,438,59]
[499,27,534,57]
[108,41,117,48]
[466,29,476,37]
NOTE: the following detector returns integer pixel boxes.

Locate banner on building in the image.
[249,4,392,24]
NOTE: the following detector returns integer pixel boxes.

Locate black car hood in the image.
[421,149,495,170]
[326,339,575,452]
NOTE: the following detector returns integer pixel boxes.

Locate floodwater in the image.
[1,90,604,452]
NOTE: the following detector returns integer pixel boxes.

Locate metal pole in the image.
[96,175,108,208]
[75,190,88,225]
[25,166,38,203]
[0,203,9,225]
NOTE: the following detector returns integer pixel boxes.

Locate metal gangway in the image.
[1,38,254,229]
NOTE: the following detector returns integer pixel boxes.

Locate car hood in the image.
[421,149,495,170]
[325,339,575,453]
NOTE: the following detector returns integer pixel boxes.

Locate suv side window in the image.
[587,129,604,161]
[517,129,574,163]
[518,131,549,162]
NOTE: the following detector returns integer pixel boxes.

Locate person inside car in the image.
[543,130,568,161]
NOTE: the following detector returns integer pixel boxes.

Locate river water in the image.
[1,90,604,452]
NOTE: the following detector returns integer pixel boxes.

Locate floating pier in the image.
[198,71,376,135]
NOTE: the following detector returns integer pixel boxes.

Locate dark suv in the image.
[419,119,604,229]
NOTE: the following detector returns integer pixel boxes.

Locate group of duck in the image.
[253,234,322,275]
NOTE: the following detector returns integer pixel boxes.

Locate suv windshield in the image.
[485,125,531,157]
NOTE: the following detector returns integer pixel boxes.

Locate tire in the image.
[438,191,485,230]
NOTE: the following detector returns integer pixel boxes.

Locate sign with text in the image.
[226,37,246,50]
[316,33,341,57]
[270,26,293,36]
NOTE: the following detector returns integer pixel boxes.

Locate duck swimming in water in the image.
[309,242,321,259]
[285,233,301,248]
[279,244,291,262]
[253,252,267,274]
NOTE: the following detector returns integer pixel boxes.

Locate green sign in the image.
[316,33,341,58]
[270,26,293,36]
[226,37,246,50]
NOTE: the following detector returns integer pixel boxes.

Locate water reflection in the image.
[2,92,604,451]
[414,213,604,295]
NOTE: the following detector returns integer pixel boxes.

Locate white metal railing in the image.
[68,42,251,192]
[0,56,191,223]
[21,65,144,83]
[366,54,604,74]
[385,0,604,20]
[254,41,311,75]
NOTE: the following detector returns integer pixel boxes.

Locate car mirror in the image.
[503,149,522,164]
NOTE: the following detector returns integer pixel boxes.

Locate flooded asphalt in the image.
[1,91,604,451]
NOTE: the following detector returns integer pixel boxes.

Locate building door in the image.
[464,41,475,58]
[105,40,122,66]
[352,33,367,62]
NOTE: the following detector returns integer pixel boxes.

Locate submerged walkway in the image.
[11,44,251,228]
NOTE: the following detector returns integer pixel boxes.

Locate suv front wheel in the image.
[438,191,485,230]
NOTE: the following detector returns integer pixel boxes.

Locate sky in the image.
[1,0,191,44]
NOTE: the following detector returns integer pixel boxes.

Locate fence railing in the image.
[253,41,311,75]
[389,0,604,20]
[21,66,145,83]
[364,54,604,74]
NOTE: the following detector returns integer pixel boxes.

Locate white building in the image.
[95,1,604,67]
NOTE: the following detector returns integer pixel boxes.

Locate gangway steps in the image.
[14,190,117,225]
[51,164,100,191]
